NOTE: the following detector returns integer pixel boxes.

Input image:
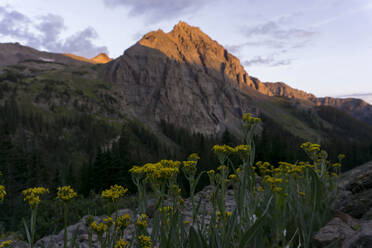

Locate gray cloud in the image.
[244,21,316,40]
[0,6,108,57]
[231,16,316,68]
[103,0,213,21]
[60,28,109,56]
[0,6,33,40]
[243,54,291,67]
[235,17,317,51]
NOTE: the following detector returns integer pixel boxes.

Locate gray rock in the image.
[314,161,372,247]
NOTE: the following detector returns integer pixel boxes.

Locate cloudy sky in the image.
[0,0,371,101]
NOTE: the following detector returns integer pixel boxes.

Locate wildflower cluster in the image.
[57,186,77,202]
[22,187,49,208]
[0,185,6,201]
[212,144,251,156]
[242,113,261,125]
[136,214,148,228]
[217,211,232,222]
[212,144,252,164]
[263,175,283,192]
[0,240,12,248]
[182,160,197,176]
[90,221,108,237]
[116,214,131,231]
[103,216,114,228]
[101,185,128,202]
[114,239,129,248]
[130,160,180,183]
[137,235,152,248]
[188,153,200,161]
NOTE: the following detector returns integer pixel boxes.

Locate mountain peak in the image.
[171,21,202,34]
[132,21,271,95]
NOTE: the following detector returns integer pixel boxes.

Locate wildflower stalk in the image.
[63,203,68,248]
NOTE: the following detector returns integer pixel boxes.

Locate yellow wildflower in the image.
[116,214,131,231]
[57,186,77,202]
[182,161,197,175]
[332,163,341,168]
[233,144,251,158]
[257,186,264,192]
[0,240,12,248]
[129,165,145,176]
[229,174,238,180]
[138,235,152,248]
[136,213,148,228]
[272,187,282,192]
[217,211,232,221]
[242,113,261,125]
[298,192,306,197]
[338,154,346,160]
[101,185,128,202]
[138,162,180,183]
[217,165,228,171]
[90,221,108,236]
[159,206,173,213]
[188,153,200,161]
[0,185,6,201]
[212,145,234,155]
[103,216,114,227]
[114,239,129,248]
[22,187,49,209]
[184,220,191,225]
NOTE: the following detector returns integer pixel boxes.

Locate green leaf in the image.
[23,218,32,247]
[70,224,80,248]
[189,226,203,248]
[239,196,272,248]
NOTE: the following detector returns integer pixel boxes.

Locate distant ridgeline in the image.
[0,22,372,235]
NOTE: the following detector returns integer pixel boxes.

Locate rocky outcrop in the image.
[35,209,134,248]
[91,53,112,64]
[313,215,372,248]
[264,82,315,101]
[313,161,372,247]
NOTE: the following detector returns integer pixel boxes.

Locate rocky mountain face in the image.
[264,82,372,125]
[105,22,265,135]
